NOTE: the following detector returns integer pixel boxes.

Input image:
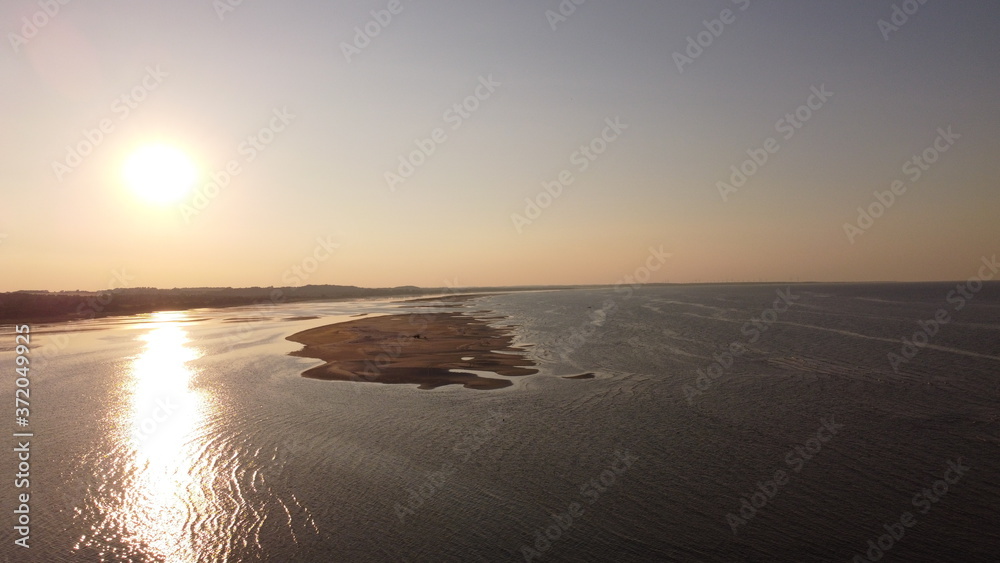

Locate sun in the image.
[123,145,198,205]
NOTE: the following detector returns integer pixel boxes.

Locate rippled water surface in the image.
[3,284,999,562]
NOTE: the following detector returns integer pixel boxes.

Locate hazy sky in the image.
[2,0,998,291]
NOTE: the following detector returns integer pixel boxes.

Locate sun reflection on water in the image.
[103,311,218,561]
[72,310,318,561]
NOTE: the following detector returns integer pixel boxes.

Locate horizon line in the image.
[4,279,996,294]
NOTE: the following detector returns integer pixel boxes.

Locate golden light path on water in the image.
[123,311,206,561]
[77,311,224,561]
[70,310,320,561]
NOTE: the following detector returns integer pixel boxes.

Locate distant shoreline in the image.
[0,285,563,325]
[3,280,991,326]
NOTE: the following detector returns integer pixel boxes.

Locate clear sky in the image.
[2,0,998,291]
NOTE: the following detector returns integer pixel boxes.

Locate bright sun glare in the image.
[123,145,198,205]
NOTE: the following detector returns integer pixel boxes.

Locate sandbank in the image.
[286,312,537,390]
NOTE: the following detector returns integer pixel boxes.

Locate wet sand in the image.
[286,312,537,390]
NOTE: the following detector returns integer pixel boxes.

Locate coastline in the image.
[0,286,564,326]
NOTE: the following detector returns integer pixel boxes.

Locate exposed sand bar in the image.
[286,312,537,390]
